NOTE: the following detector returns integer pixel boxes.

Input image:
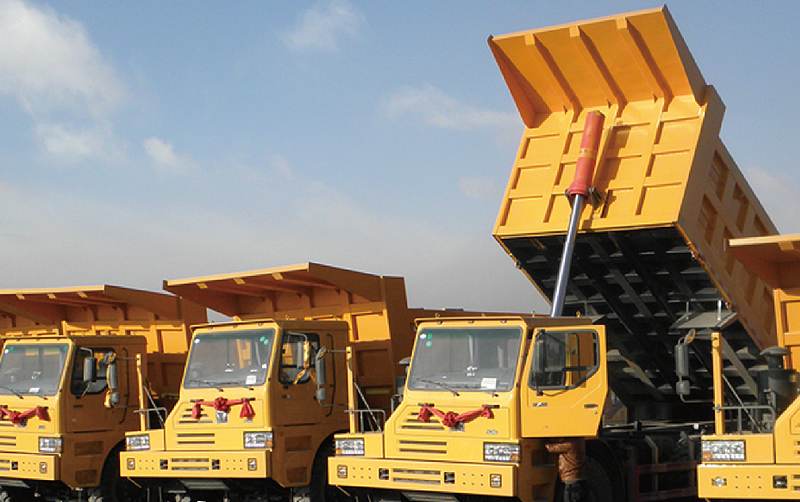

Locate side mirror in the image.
[675,343,690,378]
[675,341,691,396]
[316,388,327,402]
[315,356,326,387]
[83,357,97,383]
[106,362,118,391]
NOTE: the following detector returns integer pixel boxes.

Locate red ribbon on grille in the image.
[191,397,255,420]
[0,405,50,425]
[417,404,493,428]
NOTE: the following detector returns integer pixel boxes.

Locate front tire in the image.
[89,446,143,502]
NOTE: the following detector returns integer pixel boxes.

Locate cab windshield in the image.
[183,329,274,389]
[0,343,69,397]
[407,326,522,393]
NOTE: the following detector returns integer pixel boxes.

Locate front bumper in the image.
[121,450,270,479]
[698,463,800,499]
[329,456,549,498]
[0,452,58,482]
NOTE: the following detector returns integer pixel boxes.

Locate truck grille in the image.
[175,433,216,446]
[400,412,445,432]
[392,468,443,485]
[169,458,213,471]
[178,406,212,424]
[0,435,16,448]
[398,440,447,455]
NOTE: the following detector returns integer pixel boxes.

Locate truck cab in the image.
[124,318,353,498]
[0,285,203,502]
[330,316,607,502]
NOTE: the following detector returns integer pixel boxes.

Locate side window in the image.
[70,348,116,397]
[279,333,320,385]
[530,330,599,390]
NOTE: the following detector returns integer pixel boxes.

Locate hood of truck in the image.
[165,389,269,450]
[384,389,516,463]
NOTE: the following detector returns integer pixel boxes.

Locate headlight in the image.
[38,437,62,454]
[702,440,746,462]
[126,434,151,451]
[484,443,520,463]
[244,431,273,449]
[335,438,365,456]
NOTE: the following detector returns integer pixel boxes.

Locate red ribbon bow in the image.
[417,404,493,428]
[0,405,50,425]
[191,397,255,420]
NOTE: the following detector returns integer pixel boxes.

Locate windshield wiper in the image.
[417,378,459,396]
[215,380,254,389]
[456,384,498,397]
[0,386,23,399]
[186,379,224,391]
[186,379,255,391]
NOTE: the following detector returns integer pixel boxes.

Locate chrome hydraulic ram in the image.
[550,110,605,318]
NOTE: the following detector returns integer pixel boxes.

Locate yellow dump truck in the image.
[121,263,487,502]
[329,7,779,502]
[0,285,205,502]
[685,234,800,500]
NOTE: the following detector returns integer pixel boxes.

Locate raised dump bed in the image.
[489,7,777,419]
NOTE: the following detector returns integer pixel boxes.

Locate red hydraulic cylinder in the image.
[567,110,605,199]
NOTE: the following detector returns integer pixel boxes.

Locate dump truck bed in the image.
[490,7,777,419]
[0,285,206,399]
[164,263,425,399]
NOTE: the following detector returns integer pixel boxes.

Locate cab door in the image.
[271,330,331,487]
[272,331,327,426]
[65,345,126,433]
[520,325,608,437]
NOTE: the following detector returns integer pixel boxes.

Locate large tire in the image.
[88,447,143,502]
[583,458,613,502]
[0,488,36,502]
[309,440,346,502]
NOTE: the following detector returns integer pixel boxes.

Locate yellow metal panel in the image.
[363,432,384,458]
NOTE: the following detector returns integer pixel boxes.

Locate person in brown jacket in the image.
[546,437,586,502]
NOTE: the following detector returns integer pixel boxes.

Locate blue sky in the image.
[1,1,799,314]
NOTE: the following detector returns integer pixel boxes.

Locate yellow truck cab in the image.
[121,263,466,502]
[694,234,800,499]
[0,285,204,502]
[331,315,606,502]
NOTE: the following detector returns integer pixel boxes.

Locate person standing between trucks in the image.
[546,437,586,502]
